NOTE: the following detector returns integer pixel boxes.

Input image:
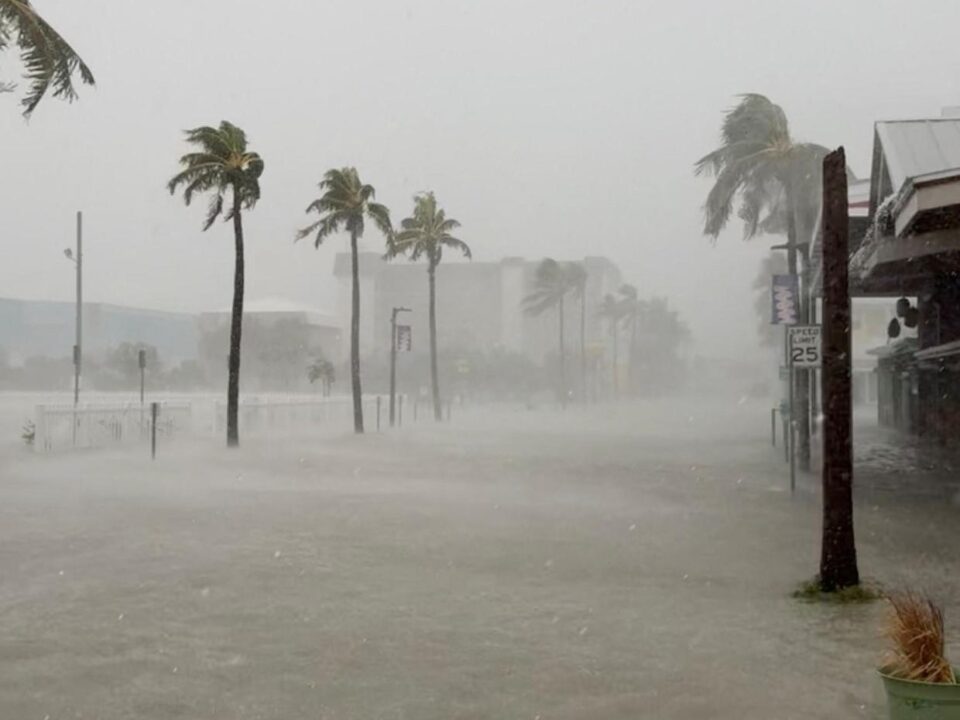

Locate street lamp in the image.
[389,306,411,427]
[64,211,83,406]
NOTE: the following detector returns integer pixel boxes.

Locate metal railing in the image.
[34,401,193,453]
[212,395,404,436]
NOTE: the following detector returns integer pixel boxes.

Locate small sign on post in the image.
[788,325,822,368]
[396,325,412,352]
[771,274,800,325]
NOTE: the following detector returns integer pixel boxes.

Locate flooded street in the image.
[2,398,956,719]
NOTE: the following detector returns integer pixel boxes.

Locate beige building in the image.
[332,253,623,362]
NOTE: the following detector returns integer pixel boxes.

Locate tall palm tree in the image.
[387,192,470,422]
[618,284,642,395]
[695,93,827,472]
[564,263,589,403]
[523,258,575,407]
[168,121,264,447]
[599,294,626,399]
[1,0,94,116]
[297,168,391,434]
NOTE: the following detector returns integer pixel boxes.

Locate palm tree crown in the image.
[167,121,264,228]
[1,0,95,116]
[387,192,470,265]
[523,258,573,316]
[694,93,826,240]
[296,167,391,247]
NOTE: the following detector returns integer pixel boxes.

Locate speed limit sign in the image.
[788,325,821,368]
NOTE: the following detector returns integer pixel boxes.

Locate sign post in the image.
[787,325,822,492]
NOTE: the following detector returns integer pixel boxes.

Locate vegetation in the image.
[883,592,955,683]
[564,263,588,402]
[168,121,264,447]
[695,93,826,473]
[0,0,94,116]
[523,259,578,407]
[307,355,336,397]
[792,576,881,604]
[599,293,626,398]
[297,168,392,434]
[387,192,471,421]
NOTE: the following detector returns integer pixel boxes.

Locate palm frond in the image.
[2,0,95,116]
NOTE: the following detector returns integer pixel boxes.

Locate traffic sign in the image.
[788,325,821,368]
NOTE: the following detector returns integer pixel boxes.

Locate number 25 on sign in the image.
[788,325,821,368]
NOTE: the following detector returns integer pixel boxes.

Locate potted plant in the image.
[879,592,960,718]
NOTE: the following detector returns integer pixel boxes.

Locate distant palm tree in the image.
[618,284,642,395]
[1,0,94,116]
[307,356,336,397]
[168,121,263,447]
[695,93,827,471]
[599,293,626,399]
[297,168,391,434]
[524,259,575,407]
[387,192,470,421]
[564,263,589,403]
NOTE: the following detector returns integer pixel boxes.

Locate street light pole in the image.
[389,306,411,427]
[64,211,83,406]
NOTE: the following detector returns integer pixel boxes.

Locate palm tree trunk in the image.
[629,312,638,396]
[558,295,566,409]
[580,291,587,404]
[611,320,619,399]
[226,192,244,448]
[350,229,364,434]
[429,262,442,421]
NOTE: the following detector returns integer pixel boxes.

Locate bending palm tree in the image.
[297,168,391,433]
[695,93,826,471]
[599,294,626,399]
[1,0,94,116]
[564,263,588,403]
[524,259,575,408]
[387,192,470,422]
[168,121,264,447]
[618,284,642,395]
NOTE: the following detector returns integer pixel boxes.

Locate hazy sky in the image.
[4,0,960,358]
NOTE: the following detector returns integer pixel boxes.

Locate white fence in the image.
[33,401,193,453]
[213,395,407,436]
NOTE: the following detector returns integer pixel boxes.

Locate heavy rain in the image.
[2,2,960,718]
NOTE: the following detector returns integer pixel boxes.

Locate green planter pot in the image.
[879,669,960,719]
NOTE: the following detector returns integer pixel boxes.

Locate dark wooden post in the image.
[819,147,860,591]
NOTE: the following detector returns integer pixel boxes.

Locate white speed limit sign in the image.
[788,325,821,368]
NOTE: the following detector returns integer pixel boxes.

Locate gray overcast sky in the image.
[4,0,960,358]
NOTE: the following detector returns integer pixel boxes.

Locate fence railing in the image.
[212,395,404,435]
[34,401,193,453]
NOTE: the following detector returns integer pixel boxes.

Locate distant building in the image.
[332,253,623,362]
[0,297,198,365]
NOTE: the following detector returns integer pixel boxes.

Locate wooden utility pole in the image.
[819,147,860,591]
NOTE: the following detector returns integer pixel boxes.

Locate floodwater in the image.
[1,397,957,719]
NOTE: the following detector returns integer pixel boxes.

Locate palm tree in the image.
[564,263,589,403]
[387,192,470,422]
[523,258,575,407]
[695,93,827,472]
[618,284,642,395]
[1,0,94,116]
[307,355,336,397]
[297,168,391,434]
[598,294,625,399]
[168,121,263,448]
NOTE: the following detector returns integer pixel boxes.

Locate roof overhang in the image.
[893,169,960,236]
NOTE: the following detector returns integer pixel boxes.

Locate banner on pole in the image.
[771,274,800,325]
[396,325,412,352]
